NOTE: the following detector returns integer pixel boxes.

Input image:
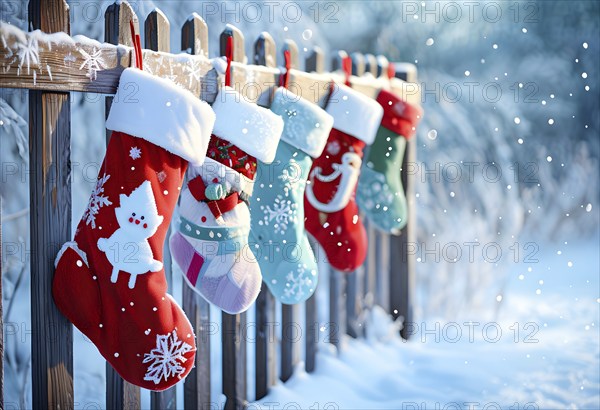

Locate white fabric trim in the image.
[325,83,383,145]
[211,86,284,163]
[188,157,255,197]
[270,87,333,158]
[106,68,216,166]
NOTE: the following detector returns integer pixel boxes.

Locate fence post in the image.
[279,39,301,383]
[253,31,278,401]
[181,13,213,410]
[345,53,366,339]
[0,196,3,408]
[140,8,179,409]
[103,2,142,408]
[390,67,417,339]
[304,47,324,372]
[364,54,377,76]
[220,25,248,410]
[28,1,74,408]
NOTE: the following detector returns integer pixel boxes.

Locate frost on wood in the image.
[143,330,193,385]
[78,47,106,80]
[82,173,112,229]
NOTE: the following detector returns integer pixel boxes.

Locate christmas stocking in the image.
[53,68,215,391]
[249,87,333,304]
[304,84,383,272]
[170,86,284,314]
[357,90,422,234]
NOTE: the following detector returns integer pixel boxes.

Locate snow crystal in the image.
[143,330,193,385]
[425,38,434,46]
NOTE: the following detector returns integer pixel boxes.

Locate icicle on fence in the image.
[0,0,418,408]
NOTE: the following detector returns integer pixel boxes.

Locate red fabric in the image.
[304,128,367,272]
[53,131,196,391]
[206,135,257,180]
[376,89,423,139]
[188,175,242,219]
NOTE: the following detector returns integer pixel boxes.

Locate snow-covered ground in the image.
[255,237,600,410]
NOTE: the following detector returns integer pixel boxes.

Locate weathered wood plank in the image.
[329,269,346,351]
[0,23,384,104]
[182,285,211,409]
[364,54,377,76]
[350,52,365,77]
[375,232,391,311]
[280,38,301,383]
[103,3,141,408]
[181,14,212,410]
[220,25,247,410]
[391,132,417,340]
[254,31,277,401]
[0,196,4,409]
[376,55,388,78]
[144,9,177,409]
[28,1,74,408]
[281,303,299,382]
[304,47,324,373]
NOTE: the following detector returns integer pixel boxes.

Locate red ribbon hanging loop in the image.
[225,36,233,87]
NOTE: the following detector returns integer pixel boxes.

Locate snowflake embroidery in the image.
[282,264,313,303]
[129,146,142,160]
[78,47,106,80]
[83,174,112,229]
[261,195,297,235]
[143,330,193,385]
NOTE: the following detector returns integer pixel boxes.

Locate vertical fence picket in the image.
[0,196,3,408]
[141,8,178,410]
[220,25,248,410]
[390,67,417,339]
[376,55,389,78]
[28,1,74,408]
[345,53,366,339]
[328,50,350,351]
[180,13,213,409]
[364,54,377,76]
[280,39,301,383]
[253,31,278,401]
[104,2,142,408]
[304,46,324,373]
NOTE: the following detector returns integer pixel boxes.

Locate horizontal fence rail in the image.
[0,1,418,408]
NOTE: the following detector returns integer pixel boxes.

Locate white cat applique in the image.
[98,180,164,289]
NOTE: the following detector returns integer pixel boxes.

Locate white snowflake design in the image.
[143,330,193,385]
[282,264,314,303]
[16,36,40,74]
[183,59,203,87]
[82,174,112,229]
[129,146,142,160]
[260,195,297,235]
[78,47,106,80]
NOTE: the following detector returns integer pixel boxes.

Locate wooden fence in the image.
[0,1,417,409]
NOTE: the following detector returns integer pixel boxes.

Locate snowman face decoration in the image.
[114,185,164,240]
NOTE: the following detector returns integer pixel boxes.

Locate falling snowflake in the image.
[326,140,341,155]
[15,36,40,74]
[282,264,313,303]
[261,195,297,234]
[143,330,193,385]
[156,170,167,183]
[83,174,112,229]
[78,47,106,80]
[129,146,142,160]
